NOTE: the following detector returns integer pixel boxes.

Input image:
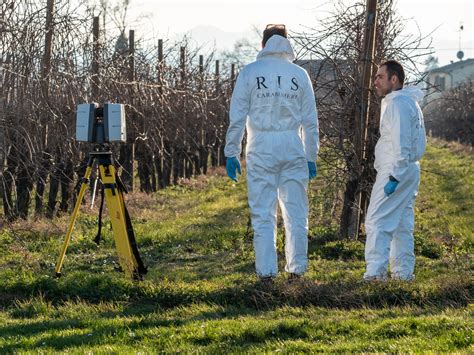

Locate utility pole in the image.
[340,0,378,239]
[353,0,378,238]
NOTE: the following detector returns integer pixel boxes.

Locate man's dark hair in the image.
[262,24,287,47]
[381,60,405,86]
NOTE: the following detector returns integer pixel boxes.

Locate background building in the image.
[424,57,474,104]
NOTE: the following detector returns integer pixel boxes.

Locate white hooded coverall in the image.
[364,87,426,280]
[224,35,319,277]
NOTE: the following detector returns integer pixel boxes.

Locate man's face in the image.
[374,65,394,97]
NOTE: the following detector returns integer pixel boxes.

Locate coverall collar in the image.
[257,35,296,62]
[384,86,424,103]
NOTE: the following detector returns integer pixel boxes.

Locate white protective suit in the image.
[364,86,426,280]
[224,35,319,277]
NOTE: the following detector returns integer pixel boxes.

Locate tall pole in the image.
[199,55,204,75]
[42,0,55,99]
[124,29,135,191]
[91,16,100,100]
[215,60,220,92]
[351,0,378,238]
[231,63,236,90]
[129,29,135,82]
[157,39,163,93]
[156,39,165,187]
[359,0,378,160]
[179,46,186,85]
[41,0,55,150]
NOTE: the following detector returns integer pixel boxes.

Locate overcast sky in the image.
[124,0,473,66]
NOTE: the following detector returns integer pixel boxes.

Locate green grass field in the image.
[0,138,472,352]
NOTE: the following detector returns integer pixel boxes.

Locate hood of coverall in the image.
[385,86,424,103]
[380,86,424,121]
[376,84,426,177]
[256,35,296,62]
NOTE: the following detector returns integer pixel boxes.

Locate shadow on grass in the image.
[191,321,312,347]
[0,322,137,352]
[2,270,471,314]
[2,275,471,352]
[0,309,312,352]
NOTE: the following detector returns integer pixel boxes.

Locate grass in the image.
[416,139,474,253]
[0,138,473,352]
[2,302,471,352]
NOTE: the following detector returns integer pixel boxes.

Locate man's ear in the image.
[390,74,399,86]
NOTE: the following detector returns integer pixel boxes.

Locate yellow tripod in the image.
[55,145,147,279]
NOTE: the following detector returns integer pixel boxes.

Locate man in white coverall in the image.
[364,60,426,281]
[224,24,319,280]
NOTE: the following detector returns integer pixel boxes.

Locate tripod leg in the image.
[54,164,93,277]
[98,163,147,279]
[90,176,99,208]
[98,163,138,278]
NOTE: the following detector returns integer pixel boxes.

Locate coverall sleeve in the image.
[224,68,250,158]
[389,99,413,182]
[301,72,319,162]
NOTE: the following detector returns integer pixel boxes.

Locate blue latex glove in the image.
[308,161,317,180]
[226,157,241,182]
[384,180,399,197]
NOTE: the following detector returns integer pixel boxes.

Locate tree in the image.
[292,0,431,238]
[424,55,439,71]
[220,38,259,72]
[424,80,474,145]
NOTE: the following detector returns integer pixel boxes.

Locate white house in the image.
[424,58,474,104]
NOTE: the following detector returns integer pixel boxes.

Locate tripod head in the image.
[76,103,126,144]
